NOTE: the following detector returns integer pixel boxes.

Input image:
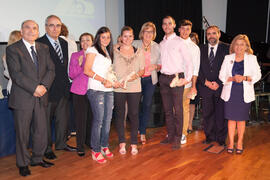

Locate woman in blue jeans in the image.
[84,27,121,163]
[133,22,161,144]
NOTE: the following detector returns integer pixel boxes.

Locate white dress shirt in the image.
[180,37,200,88]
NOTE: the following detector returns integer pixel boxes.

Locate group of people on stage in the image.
[3,14,261,177]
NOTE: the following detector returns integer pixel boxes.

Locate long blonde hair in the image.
[7,30,22,46]
[229,34,253,54]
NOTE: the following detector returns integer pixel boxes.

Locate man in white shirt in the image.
[178,19,200,145]
[159,16,193,150]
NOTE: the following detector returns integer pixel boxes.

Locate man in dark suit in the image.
[198,25,229,146]
[6,20,55,176]
[36,15,76,160]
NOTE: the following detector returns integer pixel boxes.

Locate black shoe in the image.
[77,151,85,157]
[218,142,226,147]
[172,142,181,150]
[19,166,31,176]
[31,159,54,168]
[203,139,213,144]
[187,129,193,134]
[63,145,77,152]
[160,138,169,144]
[44,151,57,160]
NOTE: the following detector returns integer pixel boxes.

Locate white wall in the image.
[202,0,227,32]
[105,0,125,43]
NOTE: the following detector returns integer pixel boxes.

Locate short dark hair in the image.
[93,27,114,62]
[121,26,133,36]
[179,19,192,28]
[79,32,94,42]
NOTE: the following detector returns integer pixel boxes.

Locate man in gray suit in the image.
[6,20,55,177]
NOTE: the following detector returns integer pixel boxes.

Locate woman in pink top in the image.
[69,32,93,156]
[133,22,161,144]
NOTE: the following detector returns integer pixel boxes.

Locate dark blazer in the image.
[36,35,70,102]
[6,39,55,109]
[198,42,229,97]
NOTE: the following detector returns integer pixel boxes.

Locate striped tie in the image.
[30,46,38,70]
[209,47,214,67]
[54,41,63,63]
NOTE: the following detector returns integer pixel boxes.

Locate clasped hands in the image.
[205,80,219,90]
[228,75,249,83]
[33,85,47,97]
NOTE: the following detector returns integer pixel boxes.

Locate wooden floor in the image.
[1,123,270,180]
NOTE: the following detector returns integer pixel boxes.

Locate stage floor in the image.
[0,122,270,180]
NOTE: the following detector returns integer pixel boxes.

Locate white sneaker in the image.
[181,135,187,145]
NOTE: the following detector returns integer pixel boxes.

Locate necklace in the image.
[143,42,151,51]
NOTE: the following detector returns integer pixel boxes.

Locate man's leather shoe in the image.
[19,166,31,176]
[218,142,226,147]
[63,145,77,152]
[31,160,54,168]
[202,139,213,144]
[44,151,57,160]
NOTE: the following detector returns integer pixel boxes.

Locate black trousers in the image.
[159,74,184,142]
[72,93,92,151]
[13,98,47,167]
[201,93,227,143]
[114,92,141,145]
[46,96,69,153]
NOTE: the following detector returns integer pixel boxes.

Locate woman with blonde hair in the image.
[219,34,261,154]
[2,30,22,94]
[133,22,161,144]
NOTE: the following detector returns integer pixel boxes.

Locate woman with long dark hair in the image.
[84,27,120,163]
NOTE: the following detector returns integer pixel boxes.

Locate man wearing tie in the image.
[37,15,76,160]
[198,26,229,146]
[6,20,55,176]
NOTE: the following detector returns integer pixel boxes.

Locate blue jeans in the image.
[87,89,114,152]
[139,76,156,135]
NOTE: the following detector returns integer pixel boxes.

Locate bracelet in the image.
[93,73,97,80]
[245,76,248,81]
[136,73,140,78]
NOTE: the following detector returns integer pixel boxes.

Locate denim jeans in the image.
[139,76,156,135]
[87,89,114,152]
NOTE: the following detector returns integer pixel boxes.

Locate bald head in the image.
[21,20,39,44]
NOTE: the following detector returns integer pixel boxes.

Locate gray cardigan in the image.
[132,40,161,85]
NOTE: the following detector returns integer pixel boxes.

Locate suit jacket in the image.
[6,39,55,109]
[36,35,70,102]
[198,42,229,97]
[132,40,161,85]
[219,53,261,103]
[69,50,89,95]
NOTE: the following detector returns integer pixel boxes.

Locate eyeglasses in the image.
[47,24,62,28]
[144,31,154,34]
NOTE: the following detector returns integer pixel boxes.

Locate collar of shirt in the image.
[180,37,192,44]
[22,38,36,59]
[208,42,219,56]
[46,33,59,48]
[163,32,176,41]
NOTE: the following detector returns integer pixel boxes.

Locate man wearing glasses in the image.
[37,15,76,160]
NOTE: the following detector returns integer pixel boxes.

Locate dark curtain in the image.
[124,0,202,43]
[226,0,269,43]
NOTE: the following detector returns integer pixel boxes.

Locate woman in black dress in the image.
[219,34,261,154]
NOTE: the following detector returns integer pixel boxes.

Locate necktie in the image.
[54,41,63,63]
[30,46,38,70]
[209,47,214,67]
